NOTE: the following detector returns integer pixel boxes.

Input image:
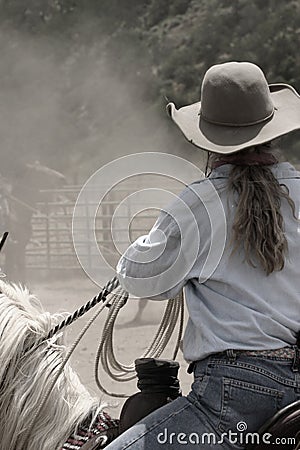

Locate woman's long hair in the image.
[210,143,297,275]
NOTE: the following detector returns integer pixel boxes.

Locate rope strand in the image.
[19,291,116,450]
[94,291,184,398]
[24,276,120,354]
[20,277,185,445]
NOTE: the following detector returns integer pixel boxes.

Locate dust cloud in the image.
[0,22,205,183]
[0,18,205,286]
[0,14,203,417]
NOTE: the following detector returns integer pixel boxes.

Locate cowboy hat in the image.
[167,61,300,154]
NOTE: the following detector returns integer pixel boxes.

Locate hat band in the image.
[199,106,275,127]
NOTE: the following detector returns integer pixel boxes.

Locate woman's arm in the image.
[116,191,201,300]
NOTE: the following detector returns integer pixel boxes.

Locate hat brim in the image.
[167,84,300,154]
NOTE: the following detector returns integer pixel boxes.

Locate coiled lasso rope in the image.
[94,286,184,397]
[20,276,184,448]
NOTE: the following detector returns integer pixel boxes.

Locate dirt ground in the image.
[30,273,192,418]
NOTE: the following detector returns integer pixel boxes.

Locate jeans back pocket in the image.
[219,377,284,435]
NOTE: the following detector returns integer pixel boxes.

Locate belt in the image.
[187,346,300,374]
[226,347,300,373]
[231,347,297,359]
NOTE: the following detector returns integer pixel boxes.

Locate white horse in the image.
[0,280,116,450]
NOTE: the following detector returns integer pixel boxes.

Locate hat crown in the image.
[201,62,274,126]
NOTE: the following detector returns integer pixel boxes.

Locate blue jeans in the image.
[106,351,300,449]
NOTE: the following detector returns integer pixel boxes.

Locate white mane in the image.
[0,280,100,450]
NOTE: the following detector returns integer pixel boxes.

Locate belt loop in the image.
[226,349,237,362]
[187,361,195,374]
[296,330,300,348]
[292,346,300,372]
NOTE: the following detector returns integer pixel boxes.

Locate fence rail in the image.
[26,177,183,270]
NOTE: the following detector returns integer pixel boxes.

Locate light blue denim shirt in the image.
[117,162,300,361]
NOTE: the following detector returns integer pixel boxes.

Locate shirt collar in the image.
[209,162,300,180]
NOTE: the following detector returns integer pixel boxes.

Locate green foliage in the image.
[146,0,300,105]
[1,0,300,174]
[145,0,190,27]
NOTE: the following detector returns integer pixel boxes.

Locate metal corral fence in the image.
[26,176,185,271]
[26,162,300,271]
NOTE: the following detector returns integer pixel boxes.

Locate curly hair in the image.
[210,144,297,275]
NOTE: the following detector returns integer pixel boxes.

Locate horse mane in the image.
[0,280,101,450]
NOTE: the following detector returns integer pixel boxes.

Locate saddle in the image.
[62,411,119,450]
[246,400,300,450]
[80,427,119,450]
[119,358,182,434]
[80,358,182,449]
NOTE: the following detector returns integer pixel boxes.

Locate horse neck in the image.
[1,344,99,450]
[0,285,99,450]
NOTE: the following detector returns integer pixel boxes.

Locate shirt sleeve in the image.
[116,188,201,300]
